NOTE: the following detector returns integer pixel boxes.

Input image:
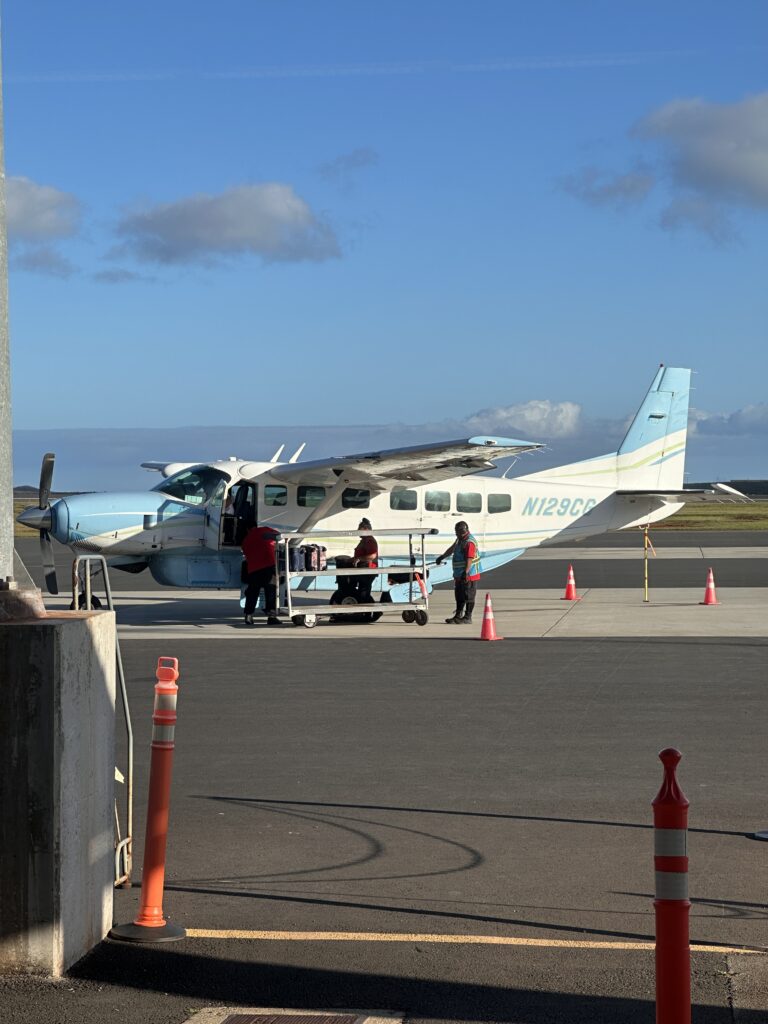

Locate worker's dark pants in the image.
[454,577,477,616]
[357,572,376,603]
[245,567,277,616]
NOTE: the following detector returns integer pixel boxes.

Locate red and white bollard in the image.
[110,657,185,943]
[652,747,690,1024]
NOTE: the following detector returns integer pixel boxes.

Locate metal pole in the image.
[644,526,649,603]
[0,24,15,584]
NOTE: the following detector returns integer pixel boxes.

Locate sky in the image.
[3,1,767,488]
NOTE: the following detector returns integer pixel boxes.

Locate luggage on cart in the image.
[290,546,305,572]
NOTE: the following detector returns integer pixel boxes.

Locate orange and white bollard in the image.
[653,747,691,1024]
[110,657,185,943]
[700,568,718,606]
[560,564,581,601]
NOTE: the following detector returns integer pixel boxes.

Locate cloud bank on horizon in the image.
[12,395,767,492]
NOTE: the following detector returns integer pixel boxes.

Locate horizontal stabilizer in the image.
[616,486,753,504]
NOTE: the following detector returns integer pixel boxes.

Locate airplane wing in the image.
[616,485,753,504]
[261,436,543,489]
[140,461,198,477]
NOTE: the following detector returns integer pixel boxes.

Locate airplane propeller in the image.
[36,452,58,594]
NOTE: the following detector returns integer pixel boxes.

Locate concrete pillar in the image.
[0,611,116,975]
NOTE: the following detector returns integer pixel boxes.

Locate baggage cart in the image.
[276,527,437,628]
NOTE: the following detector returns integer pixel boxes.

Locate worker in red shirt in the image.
[353,517,378,603]
[436,520,481,624]
[241,524,280,626]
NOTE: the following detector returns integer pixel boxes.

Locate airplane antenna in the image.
[288,442,306,464]
[270,444,285,463]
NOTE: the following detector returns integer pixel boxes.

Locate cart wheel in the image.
[302,614,317,629]
[340,596,358,606]
[401,609,416,623]
[414,609,429,626]
[292,615,305,627]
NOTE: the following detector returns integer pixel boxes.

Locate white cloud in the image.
[635,93,768,208]
[113,183,341,265]
[465,399,582,438]
[318,147,379,183]
[690,403,768,437]
[11,244,76,278]
[562,92,768,242]
[658,196,735,244]
[559,166,654,209]
[92,268,155,285]
[6,175,81,242]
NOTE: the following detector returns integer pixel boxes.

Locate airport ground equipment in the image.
[479,593,503,641]
[277,527,437,628]
[110,657,185,943]
[653,747,690,1024]
[71,553,133,888]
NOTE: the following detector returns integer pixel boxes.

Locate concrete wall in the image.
[0,611,116,975]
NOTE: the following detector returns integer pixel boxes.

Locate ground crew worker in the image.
[435,520,481,624]
[241,524,281,626]
[353,517,378,603]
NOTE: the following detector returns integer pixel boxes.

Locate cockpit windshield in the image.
[152,467,230,505]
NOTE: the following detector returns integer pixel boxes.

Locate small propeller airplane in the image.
[17,366,746,600]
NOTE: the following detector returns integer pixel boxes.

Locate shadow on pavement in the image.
[70,942,745,1023]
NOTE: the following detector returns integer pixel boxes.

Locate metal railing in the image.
[71,555,133,887]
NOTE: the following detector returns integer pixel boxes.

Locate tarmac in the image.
[3,532,768,1023]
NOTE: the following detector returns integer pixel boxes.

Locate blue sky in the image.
[4,1,767,485]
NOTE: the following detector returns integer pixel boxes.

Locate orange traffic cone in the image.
[561,564,581,601]
[700,567,718,606]
[479,593,503,641]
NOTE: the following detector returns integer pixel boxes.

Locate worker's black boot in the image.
[460,601,475,624]
[446,605,465,624]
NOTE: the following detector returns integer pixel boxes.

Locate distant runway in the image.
[13,533,768,593]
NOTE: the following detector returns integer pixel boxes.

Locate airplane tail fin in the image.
[516,365,691,489]
[615,365,690,489]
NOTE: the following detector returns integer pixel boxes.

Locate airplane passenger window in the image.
[264,485,288,506]
[298,485,326,507]
[390,488,417,511]
[342,488,370,509]
[488,493,512,514]
[425,490,450,512]
[152,467,230,505]
[457,492,482,513]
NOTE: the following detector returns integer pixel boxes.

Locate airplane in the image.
[17,365,745,602]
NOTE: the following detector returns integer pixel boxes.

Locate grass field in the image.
[13,496,768,538]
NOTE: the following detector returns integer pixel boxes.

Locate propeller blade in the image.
[39,452,55,510]
[40,530,59,595]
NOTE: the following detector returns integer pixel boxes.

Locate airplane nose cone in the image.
[17,505,52,531]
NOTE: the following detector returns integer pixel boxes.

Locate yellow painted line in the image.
[185,929,764,954]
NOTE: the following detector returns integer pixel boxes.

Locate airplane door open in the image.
[204,479,227,550]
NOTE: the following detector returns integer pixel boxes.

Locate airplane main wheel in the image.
[70,594,103,610]
[401,609,416,623]
[414,610,429,626]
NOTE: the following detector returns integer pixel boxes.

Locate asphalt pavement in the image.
[3,635,768,1022]
[4,530,768,1023]
[12,533,768,593]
